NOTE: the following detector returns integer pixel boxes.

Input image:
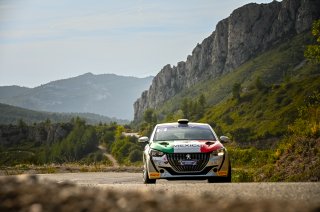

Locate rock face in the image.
[134,0,320,121]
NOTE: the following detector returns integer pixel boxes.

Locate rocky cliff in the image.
[134,0,320,121]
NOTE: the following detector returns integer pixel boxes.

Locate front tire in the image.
[143,164,156,184]
[208,165,232,183]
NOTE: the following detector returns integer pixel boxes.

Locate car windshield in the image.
[154,125,216,141]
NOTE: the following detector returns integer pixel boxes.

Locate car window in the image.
[154,125,216,141]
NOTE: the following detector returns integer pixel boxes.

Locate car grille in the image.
[166,153,210,173]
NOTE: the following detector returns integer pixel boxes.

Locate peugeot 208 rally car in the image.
[139,119,231,184]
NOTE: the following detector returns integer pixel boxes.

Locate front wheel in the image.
[143,165,156,184]
[208,165,232,183]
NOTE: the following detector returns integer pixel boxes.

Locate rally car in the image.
[139,119,231,184]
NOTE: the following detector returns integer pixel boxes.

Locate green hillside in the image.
[138,31,320,181]
[0,103,128,125]
[0,73,153,120]
[147,32,319,141]
[0,118,142,167]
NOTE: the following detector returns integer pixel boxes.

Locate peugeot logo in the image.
[186,154,191,160]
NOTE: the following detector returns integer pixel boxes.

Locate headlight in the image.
[150,149,164,157]
[212,148,225,156]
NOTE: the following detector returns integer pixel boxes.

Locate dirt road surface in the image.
[1,173,319,211]
[37,172,320,204]
[98,145,119,167]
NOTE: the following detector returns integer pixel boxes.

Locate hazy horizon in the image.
[0,72,154,89]
[0,0,272,88]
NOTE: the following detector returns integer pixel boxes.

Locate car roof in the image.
[156,122,210,127]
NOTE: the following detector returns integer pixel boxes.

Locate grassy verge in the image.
[0,163,143,176]
[228,135,320,182]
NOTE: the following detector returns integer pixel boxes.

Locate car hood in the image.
[150,140,223,154]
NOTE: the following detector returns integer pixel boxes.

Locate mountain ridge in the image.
[0,73,153,120]
[133,0,320,121]
[0,102,128,125]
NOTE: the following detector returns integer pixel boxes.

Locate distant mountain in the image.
[0,103,128,125]
[0,73,153,120]
[0,86,31,99]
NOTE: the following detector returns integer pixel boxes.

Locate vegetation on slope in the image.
[0,118,142,167]
[227,89,320,182]
[137,24,320,181]
[305,19,320,63]
[141,32,316,138]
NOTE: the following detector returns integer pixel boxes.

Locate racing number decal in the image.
[217,171,228,176]
[149,172,160,179]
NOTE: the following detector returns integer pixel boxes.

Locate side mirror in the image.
[138,136,149,143]
[220,136,230,143]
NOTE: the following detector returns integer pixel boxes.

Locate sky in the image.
[0,0,273,88]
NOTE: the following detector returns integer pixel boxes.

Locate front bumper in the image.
[145,151,230,179]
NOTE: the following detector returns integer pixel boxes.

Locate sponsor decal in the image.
[217,171,228,176]
[173,141,201,153]
[149,172,160,179]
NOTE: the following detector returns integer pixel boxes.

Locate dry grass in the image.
[0,164,142,176]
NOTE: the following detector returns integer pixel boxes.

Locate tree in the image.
[143,109,157,124]
[198,94,206,108]
[181,98,190,118]
[288,91,320,137]
[17,119,27,128]
[179,94,207,121]
[305,19,320,64]
[128,149,142,162]
[172,109,184,121]
[49,123,98,163]
[197,94,207,118]
[141,108,157,136]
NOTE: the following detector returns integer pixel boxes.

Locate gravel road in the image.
[1,172,320,211]
[37,172,320,205]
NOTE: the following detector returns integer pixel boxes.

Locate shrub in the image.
[222,115,234,125]
[128,149,142,162]
[231,128,253,142]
